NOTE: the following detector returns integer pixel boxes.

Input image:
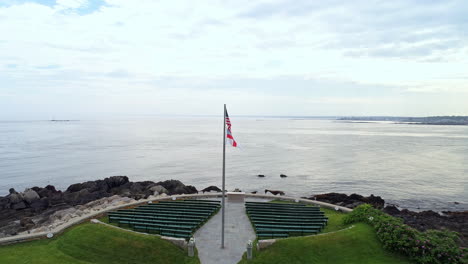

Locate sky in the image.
[1,0,468,119]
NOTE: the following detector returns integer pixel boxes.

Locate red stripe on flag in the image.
[225,109,237,147]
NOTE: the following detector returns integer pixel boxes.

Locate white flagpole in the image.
[221,104,226,248]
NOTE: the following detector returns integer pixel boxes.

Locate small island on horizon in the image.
[338,115,468,126]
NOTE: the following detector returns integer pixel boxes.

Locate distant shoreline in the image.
[338,116,468,126]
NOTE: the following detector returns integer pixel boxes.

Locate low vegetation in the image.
[238,200,410,263]
[344,204,467,264]
[239,223,412,264]
[0,223,199,264]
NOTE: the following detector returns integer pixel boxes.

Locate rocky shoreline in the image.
[1,178,466,248]
[0,176,197,238]
[309,192,468,247]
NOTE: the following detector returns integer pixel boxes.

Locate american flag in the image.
[225,108,238,147]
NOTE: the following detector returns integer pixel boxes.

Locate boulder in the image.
[156,180,198,195]
[104,176,129,189]
[12,201,27,210]
[383,205,400,215]
[0,197,10,210]
[23,189,40,204]
[310,192,385,209]
[63,189,105,205]
[150,185,169,195]
[19,217,35,228]
[66,180,102,193]
[201,186,221,193]
[9,193,24,204]
[30,197,50,211]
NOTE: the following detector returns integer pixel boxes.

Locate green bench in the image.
[256,228,318,236]
[157,201,220,208]
[109,216,199,226]
[135,208,212,216]
[257,234,288,238]
[255,223,323,230]
[142,205,217,212]
[133,225,193,238]
[118,220,195,230]
[109,211,206,220]
[245,202,306,207]
[246,208,324,214]
[129,209,207,218]
[140,204,215,211]
[253,219,327,226]
[248,212,325,218]
[250,215,327,221]
[185,199,221,204]
[247,210,324,217]
[257,233,289,239]
[106,199,221,240]
[246,206,320,212]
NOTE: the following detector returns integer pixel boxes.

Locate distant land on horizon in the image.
[338,116,468,126]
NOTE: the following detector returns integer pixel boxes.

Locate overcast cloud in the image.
[1,0,468,119]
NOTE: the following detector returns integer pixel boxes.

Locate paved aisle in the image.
[194,199,257,264]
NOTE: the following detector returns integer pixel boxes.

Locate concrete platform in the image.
[194,197,269,264]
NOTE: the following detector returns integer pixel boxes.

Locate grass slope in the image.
[239,223,413,264]
[0,223,199,264]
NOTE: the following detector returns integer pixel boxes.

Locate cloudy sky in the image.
[1,0,468,119]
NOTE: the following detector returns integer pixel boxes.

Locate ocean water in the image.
[0,118,467,212]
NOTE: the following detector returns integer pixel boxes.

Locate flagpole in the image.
[221,104,226,249]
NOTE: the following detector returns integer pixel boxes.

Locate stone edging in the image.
[0,193,352,246]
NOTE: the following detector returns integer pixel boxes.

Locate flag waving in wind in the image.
[225,108,237,147]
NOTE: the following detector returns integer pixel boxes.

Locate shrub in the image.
[343,204,467,264]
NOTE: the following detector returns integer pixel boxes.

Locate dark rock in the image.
[0,197,10,210]
[23,189,40,204]
[385,206,468,247]
[383,205,400,215]
[280,174,287,178]
[67,181,101,193]
[149,185,169,195]
[12,201,27,210]
[0,176,200,238]
[156,180,198,195]
[257,174,265,177]
[8,193,23,204]
[201,186,221,193]
[265,189,285,195]
[19,217,34,227]
[63,189,107,205]
[30,198,50,211]
[251,191,257,194]
[104,176,129,189]
[310,192,385,209]
[366,194,385,209]
[9,188,17,194]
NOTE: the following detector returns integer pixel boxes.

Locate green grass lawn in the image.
[239,223,413,264]
[0,223,200,264]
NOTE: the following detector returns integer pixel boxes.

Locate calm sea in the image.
[0,118,467,212]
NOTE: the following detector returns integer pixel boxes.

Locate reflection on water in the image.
[0,118,467,212]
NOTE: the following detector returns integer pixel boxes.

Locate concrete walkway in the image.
[194,198,266,264]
